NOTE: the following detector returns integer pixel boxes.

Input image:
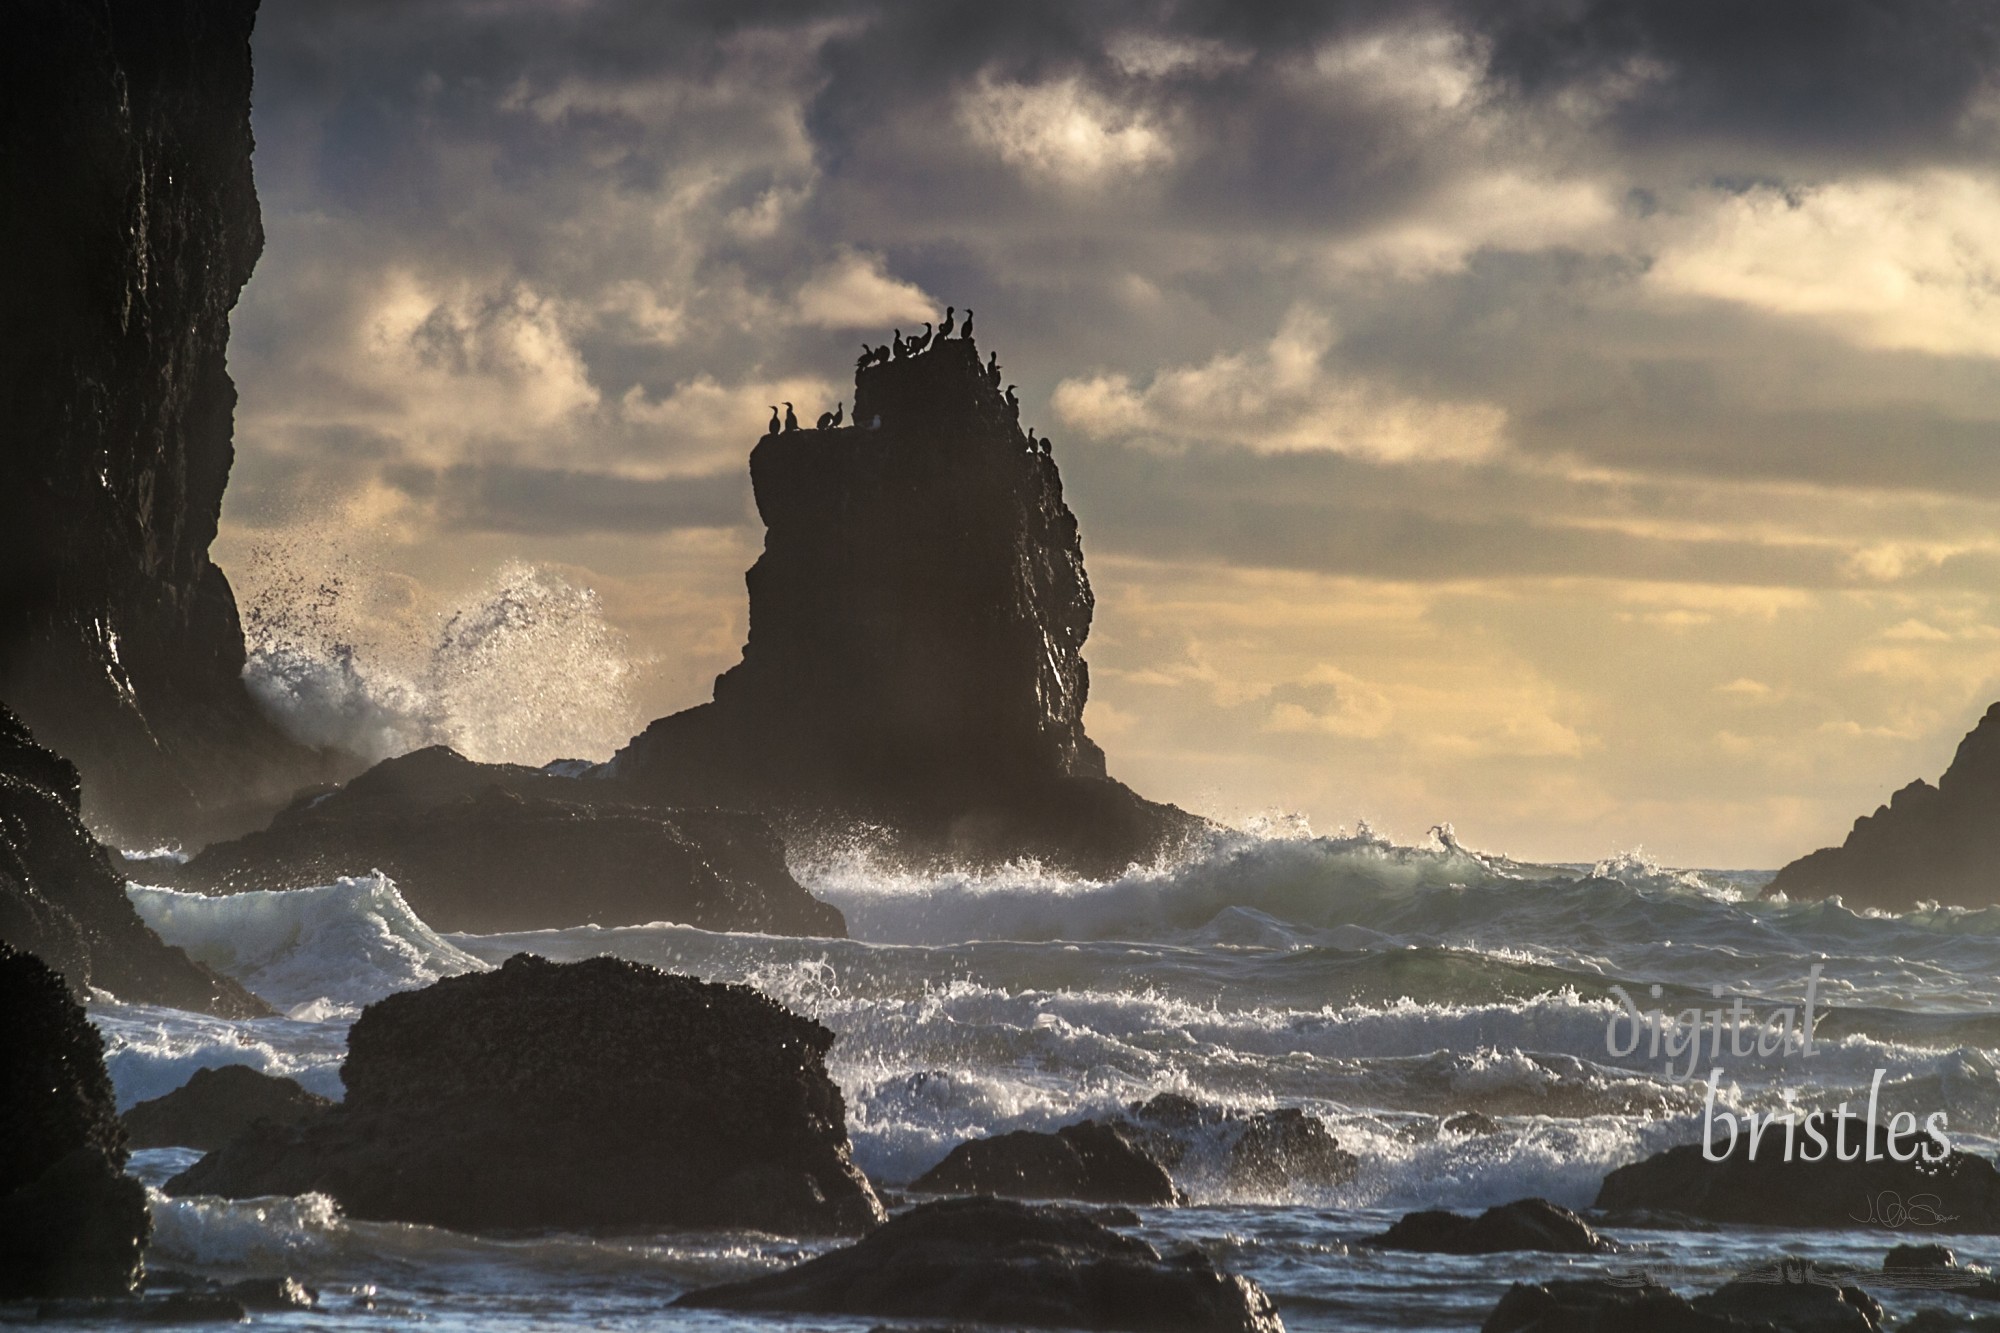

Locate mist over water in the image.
[236,549,642,766]
[99,820,2000,1330]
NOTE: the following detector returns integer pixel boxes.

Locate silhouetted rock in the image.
[124,1065,330,1152]
[1594,1117,2000,1231]
[1363,1198,1614,1254]
[912,1121,1182,1206]
[1887,1244,1959,1272]
[1485,1267,1883,1333]
[0,944,149,1298]
[0,707,265,1015]
[168,954,884,1235]
[676,1196,1285,1333]
[0,0,354,846]
[168,745,844,935]
[1768,702,2000,910]
[611,338,1210,876]
[1115,1093,1357,1193]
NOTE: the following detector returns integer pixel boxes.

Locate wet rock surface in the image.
[677,1195,1285,1333]
[168,745,845,935]
[123,1064,331,1152]
[168,953,885,1235]
[913,1120,1183,1206]
[1362,1197,1615,1254]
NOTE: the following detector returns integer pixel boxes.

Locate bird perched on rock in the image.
[911,322,933,355]
[1027,427,1038,451]
[817,407,834,430]
[891,330,905,360]
[767,405,780,436]
[832,401,844,427]
[987,352,1001,388]
[961,309,974,341]
[856,345,873,372]
[783,402,799,432]
[1004,384,1018,415]
[938,307,956,341]
[1039,434,1052,456]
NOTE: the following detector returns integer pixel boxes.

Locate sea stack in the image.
[611,337,1208,875]
[1767,701,2000,910]
[0,0,351,847]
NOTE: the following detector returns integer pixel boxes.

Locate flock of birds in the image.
[763,305,1051,455]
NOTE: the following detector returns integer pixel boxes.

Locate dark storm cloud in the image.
[384,463,750,535]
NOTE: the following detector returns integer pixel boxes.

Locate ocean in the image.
[85,824,2000,1330]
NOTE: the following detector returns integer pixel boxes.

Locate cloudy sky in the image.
[216,0,2000,868]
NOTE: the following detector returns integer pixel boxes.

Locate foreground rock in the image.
[1485,1266,1882,1333]
[169,954,884,1235]
[1595,1118,2000,1231]
[913,1121,1182,1205]
[0,0,352,846]
[124,1066,331,1152]
[611,337,1210,876]
[0,707,265,1016]
[1115,1093,1358,1194]
[169,746,844,936]
[677,1196,1284,1333]
[1768,702,2000,910]
[0,944,149,1298]
[1363,1198,1614,1254]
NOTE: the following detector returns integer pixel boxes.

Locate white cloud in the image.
[959,75,1173,182]
[793,250,936,328]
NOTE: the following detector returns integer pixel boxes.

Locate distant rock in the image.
[1595,1117,2000,1231]
[0,705,267,1016]
[1484,1266,1882,1333]
[169,954,884,1235]
[124,1065,330,1152]
[1363,1198,1614,1255]
[610,337,1210,877]
[0,0,354,847]
[0,944,149,1298]
[676,1196,1285,1333]
[912,1120,1182,1206]
[1444,1110,1502,1136]
[168,746,845,936]
[1116,1093,1357,1193]
[1768,702,2000,910]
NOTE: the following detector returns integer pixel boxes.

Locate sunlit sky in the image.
[215,1,2000,869]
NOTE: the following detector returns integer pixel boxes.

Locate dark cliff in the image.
[1766,701,2000,911]
[612,337,1208,875]
[0,0,348,847]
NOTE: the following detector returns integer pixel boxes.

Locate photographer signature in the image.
[1852,1191,1958,1229]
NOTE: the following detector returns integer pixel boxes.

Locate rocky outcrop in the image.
[167,745,844,935]
[0,0,351,847]
[168,954,884,1235]
[676,1195,1285,1333]
[1115,1093,1358,1194]
[1595,1118,2000,1231]
[912,1120,1182,1205]
[0,943,150,1298]
[1361,1198,1614,1254]
[1484,1268,1882,1333]
[124,1065,329,1151]
[610,338,1210,876]
[0,705,267,1015]
[1768,703,2000,910]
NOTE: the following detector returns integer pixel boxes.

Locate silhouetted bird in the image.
[816,408,834,430]
[891,330,905,360]
[938,307,956,340]
[987,352,1001,388]
[1027,427,1038,450]
[767,405,780,436]
[856,345,873,372]
[1004,384,1018,415]
[875,345,890,364]
[783,402,799,432]
[961,309,974,341]
[832,401,844,427]
[1039,434,1052,456]
[912,322,934,355]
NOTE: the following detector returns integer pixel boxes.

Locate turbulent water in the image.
[73,825,2000,1330]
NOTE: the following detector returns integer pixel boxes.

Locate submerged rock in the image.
[1594,1117,2000,1231]
[1363,1198,1614,1255]
[168,954,884,1235]
[1484,1268,1882,1333]
[0,706,267,1015]
[0,0,354,846]
[676,1196,1285,1333]
[124,1065,331,1152]
[1768,702,2000,910]
[912,1121,1182,1206]
[168,745,844,936]
[611,337,1210,876]
[0,943,149,1298]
